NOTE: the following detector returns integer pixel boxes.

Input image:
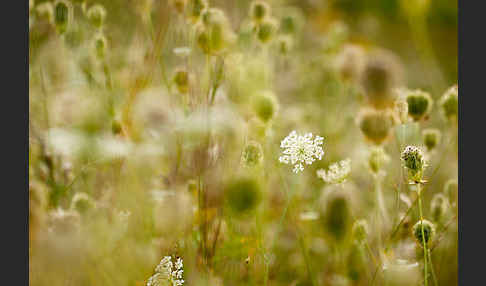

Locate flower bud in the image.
[422,128,441,151]
[405,89,433,121]
[224,176,261,215]
[251,90,278,123]
[54,0,70,34]
[358,108,395,145]
[173,68,190,94]
[400,145,427,182]
[256,17,278,43]
[249,1,270,24]
[241,141,264,167]
[440,85,458,122]
[430,193,449,223]
[412,219,435,246]
[87,4,106,29]
[361,50,403,109]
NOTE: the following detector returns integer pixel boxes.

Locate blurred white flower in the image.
[149,256,184,286]
[279,130,325,173]
[317,159,351,184]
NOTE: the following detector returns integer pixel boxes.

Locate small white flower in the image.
[279,130,325,173]
[316,159,351,184]
[151,256,184,286]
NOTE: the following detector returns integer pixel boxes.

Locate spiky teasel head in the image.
[360,49,403,109]
[249,1,270,24]
[401,145,427,182]
[251,90,279,123]
[169,0,188,13]
[36,2,54,23]
[241,141,264,167]
[440,85,458,122]
[188,0,208,23]
[256,17,278,44]
[173,68,190,94]
[70,192,95,215]
[405,89,433,121]
[224,176,261,216]
[430,193,449,223]
[87,4,106,29]
[412,219,435,246]
[335,44,365,82]
[54,0,70,35]
[94,33,107,59]
[422,128,441,151]
[368,146,390,174]
[352,219,369,244]
[358,108,396,145]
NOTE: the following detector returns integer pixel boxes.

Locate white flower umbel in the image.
[279,130,325,173]
[316,159,351,184]
[148,256,184,286]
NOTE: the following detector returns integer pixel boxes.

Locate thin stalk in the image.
[417,184,428,286]
[427,249,439,286]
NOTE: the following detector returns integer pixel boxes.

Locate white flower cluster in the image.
[279,131,325,173]
[147,256,184,286]
[316,159,351,184]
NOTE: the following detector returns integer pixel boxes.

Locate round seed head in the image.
[196,12,234,54]
[256,17,278,43]
[440,85,458,121]
[358,108,395,145]
[173,68,190,94]
[54,0,70,34]
[422,128,441,151]
[36,2,54,23]
[250,1,270,23]
[251,90,278,123]
[368,146,390,174]
[225,176,261,215]
[412,219,435,246]
[70,192,95,214]
[361,50,403,109]
[87,4,106,28]
[430,193,449,223]
[405,89,433,121]
[323,194,351,242]
[352,219,369,244]
[280,14,297,34]
[400,145,427,182]
[241,141,264,167]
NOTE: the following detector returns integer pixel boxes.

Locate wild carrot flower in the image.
[278,131,325,173]
[316,159,351,184]
[148,256,184,286]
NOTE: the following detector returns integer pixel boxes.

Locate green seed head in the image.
[189,0,208,22]
[324,194,351,242]
[70,192,95,215]
[241,141,264,167]
[87,4,106,29]
[368,146,390,174]
[196,12,234,54]
[94,33,107,59]
[173,68,190,94]
[54,0,70,34]
[358,108,395,145]
[250,1,270,23]
[412,219,435,246]
[280,14,297,34]
[401,145,427,182]
[440,85,458,122]
[36,2,54,23]
[251,90,278,123]
[422,128,441,151]
[405,90,433,121]
[225,176,261,215]
[256,17,278,43]
[430,193,449,223]
[352,219,369,244]
[361,50,402,109]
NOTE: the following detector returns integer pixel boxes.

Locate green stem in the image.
[417,184,428,286]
